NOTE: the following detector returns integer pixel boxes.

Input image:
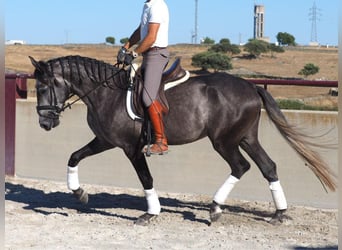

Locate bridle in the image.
[36,65,129,120]
[36,78,66,120]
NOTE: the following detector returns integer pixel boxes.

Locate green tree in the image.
[243,39,269,57]
[201,37,215,45]
[268,43,285,57]
[298,63,320,77]
[191,51,232,71]
[120,37,129,44]
[276,32,296,46]
[209,38,241,55]
[105,36,115,45]
[219,38,231,44]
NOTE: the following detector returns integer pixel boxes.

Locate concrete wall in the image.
[15,100,338,208]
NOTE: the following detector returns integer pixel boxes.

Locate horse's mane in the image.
[47,55,117,71]
[45,55,126,87]
[46,55,119,71]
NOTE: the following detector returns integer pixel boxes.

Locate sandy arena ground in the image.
[5,177,337,250]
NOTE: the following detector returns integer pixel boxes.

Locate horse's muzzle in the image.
[39,116,60,131]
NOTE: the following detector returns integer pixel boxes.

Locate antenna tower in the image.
[309,1,321,43]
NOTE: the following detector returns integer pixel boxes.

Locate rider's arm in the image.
[134,23,160,54]
[124,26,141,50]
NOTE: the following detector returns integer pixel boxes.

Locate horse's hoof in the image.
[73,188,89,204]
[135,213,157,226]
[268,209,286,225]
[209,201,222,223]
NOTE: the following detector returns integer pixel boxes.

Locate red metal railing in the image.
[247,79,338,89]
[5,73,34,99]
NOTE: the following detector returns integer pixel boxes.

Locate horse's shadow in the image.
[5,182,273,226]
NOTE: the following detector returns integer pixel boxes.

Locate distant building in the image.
[254,5,270,42]
[309,41,320,47]
[254,5,264,39]
[5,40,26,45]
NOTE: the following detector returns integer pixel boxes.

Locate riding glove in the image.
[123,51,138,66]
[117,47,127,64]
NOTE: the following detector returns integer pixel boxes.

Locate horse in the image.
[29,55,336,226]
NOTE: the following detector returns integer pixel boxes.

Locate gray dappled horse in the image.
[29,55,336,226]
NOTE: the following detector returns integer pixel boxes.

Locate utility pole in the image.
[192,0,198,44]
[65,30,69,44]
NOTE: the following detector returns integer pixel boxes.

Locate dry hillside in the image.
[5,44,338,108]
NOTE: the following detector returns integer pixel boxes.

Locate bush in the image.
[268,43,284,53]
[191,51,232,71]
[201,37,215,45]
[209,38,241,55]
[105,36,115,45]
[276,99,337,111]
[243,39,269,57]
[276,99,304,110]
[298,63,320,77]
[120,37,129,44]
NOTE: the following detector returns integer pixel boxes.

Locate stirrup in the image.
[142,143,168,156]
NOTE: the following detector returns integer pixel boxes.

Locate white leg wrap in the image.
[144,188,161,215]
[67,166,80,190]
[269,181,287,210]
[213,175,239,205]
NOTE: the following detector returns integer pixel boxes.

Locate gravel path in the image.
[5,177,338,250]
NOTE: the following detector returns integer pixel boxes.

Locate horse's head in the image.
[29,56,70,131]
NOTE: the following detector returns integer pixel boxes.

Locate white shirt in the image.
[140,0,169,48]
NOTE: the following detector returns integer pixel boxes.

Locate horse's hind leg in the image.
[210,142,251,223]
[240,136,288,224]
[67,137,114,204]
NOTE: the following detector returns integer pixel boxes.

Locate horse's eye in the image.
[37,87,48,95]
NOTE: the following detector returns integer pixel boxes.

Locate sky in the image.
[5,0,339,46]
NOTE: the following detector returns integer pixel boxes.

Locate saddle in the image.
[128,58,189,120]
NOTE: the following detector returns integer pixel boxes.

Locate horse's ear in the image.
[29,56,41,69]
[29,56,48,74]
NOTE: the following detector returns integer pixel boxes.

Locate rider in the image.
[117,0,169,155]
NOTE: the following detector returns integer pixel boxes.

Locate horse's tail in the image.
[256,86,337,192]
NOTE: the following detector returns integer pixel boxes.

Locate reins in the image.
[51,65,128,115]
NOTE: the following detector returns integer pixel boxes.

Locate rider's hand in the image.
[117,47,127,64]
[124,51,138,66]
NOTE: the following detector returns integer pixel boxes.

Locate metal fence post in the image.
[5,76,16,176]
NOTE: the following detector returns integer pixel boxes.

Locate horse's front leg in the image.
[67,137,114,203]
[126,150,160,226]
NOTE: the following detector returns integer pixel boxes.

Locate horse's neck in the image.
[72,70,126,112]
[54,56,126,114]
[61,58,121,99]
